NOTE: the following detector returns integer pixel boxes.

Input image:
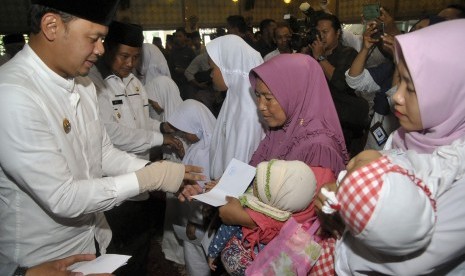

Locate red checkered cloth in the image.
[310,237,336,276]
[337,156,436,236]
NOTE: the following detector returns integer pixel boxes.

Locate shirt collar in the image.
[24,44,76,93]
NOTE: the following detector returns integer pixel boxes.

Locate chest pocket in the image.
[112,95,147,129]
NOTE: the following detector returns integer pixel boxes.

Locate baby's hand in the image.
[208,256,217,271]
[186,222,197,240]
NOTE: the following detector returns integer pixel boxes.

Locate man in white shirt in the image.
[0,0,204,272]
[89,21,183,160]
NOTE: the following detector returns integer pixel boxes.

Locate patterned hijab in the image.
[249,54,348,175]
[392,20,465,153]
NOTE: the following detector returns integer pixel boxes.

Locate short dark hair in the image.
[259,19,276,32]
[447,4,465,18]
[316,13,342,33]
[190,31,201,39]
[29,4,75,34]
[226,15,247,34]
[273,22,292,37]
[175,27,187,35]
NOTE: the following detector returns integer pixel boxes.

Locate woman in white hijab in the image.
[135,43,171,85]
[167,99,216,276]
[206,35,265,180]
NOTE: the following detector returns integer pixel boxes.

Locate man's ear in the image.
[41,13,59,41]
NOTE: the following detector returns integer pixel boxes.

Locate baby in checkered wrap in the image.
[309,139,465,275]
[319,136,465,255]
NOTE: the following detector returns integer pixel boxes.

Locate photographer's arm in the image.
[379,7,401,36]
[310,36,335,80]
[348,24,379,77]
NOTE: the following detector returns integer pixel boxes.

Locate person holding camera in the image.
[309,13,369,157]
[345,22,398,151]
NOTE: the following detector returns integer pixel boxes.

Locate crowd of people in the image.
[1,0,465,275]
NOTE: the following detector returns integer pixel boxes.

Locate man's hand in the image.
[148,99,164,114]
[310,35,325,60]
[26,254,112,276]
[183,164,205,182]
[160,122,175,134]
[177,180,203,202]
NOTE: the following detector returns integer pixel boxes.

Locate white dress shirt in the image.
[0,45,147,267]
[89,66,164,159]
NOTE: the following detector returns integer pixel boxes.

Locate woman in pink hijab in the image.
[249,53,348,174]
[315,19,465,275]
[217,54,349,273]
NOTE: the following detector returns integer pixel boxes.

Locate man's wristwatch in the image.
[317,55,326,62]
[13,266,28,276]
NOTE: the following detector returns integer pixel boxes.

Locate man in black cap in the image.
[90,21,183,161]
[0,0,204,273]
[89,21,185,275]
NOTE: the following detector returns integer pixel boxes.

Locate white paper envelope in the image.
[191,158,256,206]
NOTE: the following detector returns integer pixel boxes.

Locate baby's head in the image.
[241,159,317,221]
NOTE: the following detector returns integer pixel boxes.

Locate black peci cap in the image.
[31,0,120,26]
[2,33,25,45]
[105,21,144,47]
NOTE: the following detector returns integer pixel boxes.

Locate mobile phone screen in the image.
[363,4,380,21]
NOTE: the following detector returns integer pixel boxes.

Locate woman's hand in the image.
[379,7,401,35]
[380,33,396,57]
[362,22,381,49]
[315,182,345,239]
[219,197,257,228]
[208,257,217,271]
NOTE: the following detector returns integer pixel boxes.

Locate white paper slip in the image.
[70,254,131,274]
[191,158,256,207]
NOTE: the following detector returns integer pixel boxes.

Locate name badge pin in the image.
[63,118,71,134]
